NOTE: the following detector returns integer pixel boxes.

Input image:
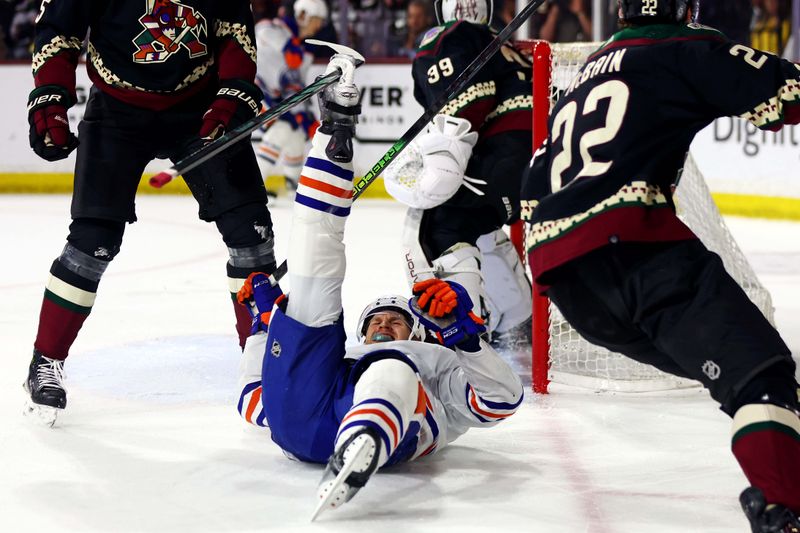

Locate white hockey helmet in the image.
[435,0,493,25]
[294,0,329,21]
[356,295,422,343]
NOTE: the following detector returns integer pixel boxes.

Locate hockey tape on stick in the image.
[351,0,543,200]
[148,70,343,188]
[270,0,543,284]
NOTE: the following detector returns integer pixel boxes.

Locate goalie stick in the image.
[269,0,543,284]
[148,41,365,188]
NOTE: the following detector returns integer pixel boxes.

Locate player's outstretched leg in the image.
[740,486,800,533]
[23,350,67,427]
[313,427,381,520]
[313,357,426,519]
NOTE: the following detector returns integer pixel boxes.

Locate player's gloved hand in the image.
[317,53,363,162]
[199,79,262,141]
[237,272,285,334]
[409,279,486,350]
[27,85,79,162]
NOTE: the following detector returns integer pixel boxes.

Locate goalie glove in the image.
[236,272,286,334]
[384,114,482,209]
[409,279,486,351]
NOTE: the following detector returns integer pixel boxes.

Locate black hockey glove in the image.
[199,79,261,141]
[28,85,79,162]
[317,54,362,163]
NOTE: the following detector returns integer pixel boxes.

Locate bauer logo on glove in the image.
[408,279,485,349]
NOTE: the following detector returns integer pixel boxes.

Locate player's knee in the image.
[57,218,125,283]
[66,218,125,261]
[356,356,420,401]
[724,360,799,416]
[215,202,274,248]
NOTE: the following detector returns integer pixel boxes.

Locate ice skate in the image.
[740,486,800,533]
[311,428,381,520]
[23,350,67,427]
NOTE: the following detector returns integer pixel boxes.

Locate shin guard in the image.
[732,403,800,512]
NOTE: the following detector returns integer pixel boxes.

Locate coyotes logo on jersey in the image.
[132,0,208,63]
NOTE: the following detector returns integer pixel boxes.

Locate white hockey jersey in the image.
[254,17,313,107]
[237,129,524,461]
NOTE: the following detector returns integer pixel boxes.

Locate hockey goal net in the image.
[515,40,775,393]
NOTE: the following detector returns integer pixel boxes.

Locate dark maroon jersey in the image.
[32,0,257,110]
[522,23,800,284]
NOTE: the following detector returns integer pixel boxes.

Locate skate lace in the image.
[36,357,66,390]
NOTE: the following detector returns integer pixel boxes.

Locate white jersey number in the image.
[427,58,455,84]
[549,80,630,192]
[35,0,53,23]
[730,44,768,70]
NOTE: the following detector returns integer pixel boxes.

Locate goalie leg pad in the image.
[431,243,491,333]
[400,208,436,287]
[476,229,532,333]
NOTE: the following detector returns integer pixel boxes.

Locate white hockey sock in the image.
[335,359,425,468]
[286,131,354,327]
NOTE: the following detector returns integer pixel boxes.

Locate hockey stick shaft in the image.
[270,1,542,284]
[352,0,543,199]
[148,70,342,188]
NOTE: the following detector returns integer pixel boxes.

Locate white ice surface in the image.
[1,196,799,533]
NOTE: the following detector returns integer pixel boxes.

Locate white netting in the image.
[534,42,775,391]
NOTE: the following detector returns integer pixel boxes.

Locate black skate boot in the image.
[23,350,67,427]
[312,427,382,520]
[740,486,800,533]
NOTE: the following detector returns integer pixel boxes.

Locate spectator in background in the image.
[8,0,36,59]
[493,0,516,26]
[0,26,7,60]
[533,0,592,42]
[392,0,433,58]
[751,0,791,55]
[696,0,752,45]
[252,0,283,20]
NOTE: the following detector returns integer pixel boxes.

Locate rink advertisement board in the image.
[0,62,799,208]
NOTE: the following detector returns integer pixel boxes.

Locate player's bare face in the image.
[364,311,412,344]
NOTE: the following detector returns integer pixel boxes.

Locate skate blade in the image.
[311,435,375,521]
[23,399,59,428]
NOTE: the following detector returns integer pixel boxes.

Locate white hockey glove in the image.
[384,115,483,209]
[317,53,363,162]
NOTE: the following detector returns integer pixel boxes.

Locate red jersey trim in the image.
[527,205,697,284]
[588,34,726,62]
[87,65,212,111]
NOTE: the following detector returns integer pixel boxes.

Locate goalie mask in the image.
[356,295,423,343]
[618,0,694,23]
[434,0,493,25]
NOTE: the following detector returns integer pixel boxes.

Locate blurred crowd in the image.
[0,0,796,61]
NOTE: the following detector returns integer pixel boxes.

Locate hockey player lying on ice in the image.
[234,52,524,518]
[522,0,800,531]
